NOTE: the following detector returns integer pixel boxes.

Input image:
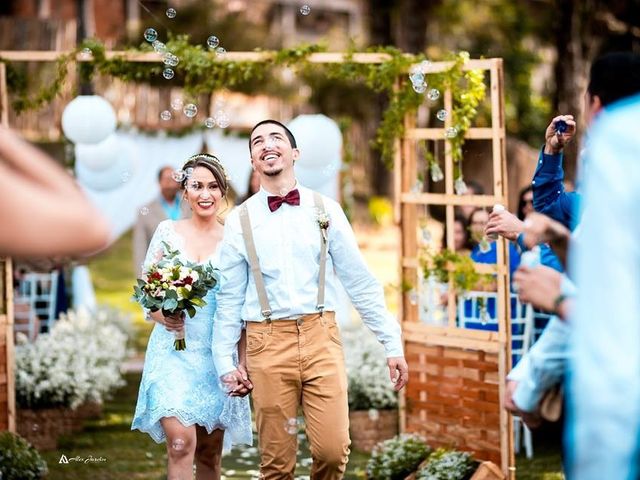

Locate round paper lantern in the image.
[287,114,342,168]
[296,159,340,190]
[75,134,120,171]
[75,147,132,191]
[62,95,117,144]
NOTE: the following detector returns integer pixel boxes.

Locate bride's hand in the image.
[163,311,185,332]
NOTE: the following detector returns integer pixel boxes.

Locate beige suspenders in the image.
[239,191,328,322]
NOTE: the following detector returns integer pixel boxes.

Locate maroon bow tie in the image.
[267,189,301,212]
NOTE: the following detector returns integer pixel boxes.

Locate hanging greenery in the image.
[1,38,487,169]
[420,248,493,295]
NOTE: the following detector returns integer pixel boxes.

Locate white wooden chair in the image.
[13,272,59,340]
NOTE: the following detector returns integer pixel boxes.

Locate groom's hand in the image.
[220,368,253,397]
[387,357,409,391]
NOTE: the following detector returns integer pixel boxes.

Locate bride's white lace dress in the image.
[131,220,252,451]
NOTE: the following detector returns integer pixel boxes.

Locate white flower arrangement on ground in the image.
[15,307,130,410]
[342,326,398,410]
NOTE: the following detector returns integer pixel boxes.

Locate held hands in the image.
[544,114,576,154]
[485,209,524,242]
[220,367,253,397]
[387,357,409,391]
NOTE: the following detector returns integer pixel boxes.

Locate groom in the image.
[213,119,408,479]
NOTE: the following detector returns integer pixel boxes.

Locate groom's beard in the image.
[265,168,283,177]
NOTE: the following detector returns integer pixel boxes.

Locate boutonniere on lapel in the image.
[316,211,330,243]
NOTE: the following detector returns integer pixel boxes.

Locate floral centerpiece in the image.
[132,241,219,350]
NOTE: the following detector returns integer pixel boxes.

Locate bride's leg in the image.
[194,427,224,480]
[161,417,197,480]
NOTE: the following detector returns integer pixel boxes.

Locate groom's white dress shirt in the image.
[213,183,403,377]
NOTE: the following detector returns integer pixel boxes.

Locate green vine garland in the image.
[2,37,486,169]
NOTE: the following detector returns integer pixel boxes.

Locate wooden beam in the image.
[402,257,503,275]
[400,192,503,207]
[0,51,504,69]
[405,127,503,141]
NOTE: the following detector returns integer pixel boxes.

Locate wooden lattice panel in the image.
[404,341,501,464]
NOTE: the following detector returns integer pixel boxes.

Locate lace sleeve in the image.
[139,220,174,321]
[141,220,173,276]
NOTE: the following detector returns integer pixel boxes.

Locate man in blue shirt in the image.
[493,53,640,440]
[506,53,640,479]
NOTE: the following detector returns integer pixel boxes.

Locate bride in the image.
[132,153,252,479]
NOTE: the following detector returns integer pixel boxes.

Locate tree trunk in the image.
[552,0,604,181]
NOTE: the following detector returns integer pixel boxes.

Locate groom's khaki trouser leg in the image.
[246,312,350,480]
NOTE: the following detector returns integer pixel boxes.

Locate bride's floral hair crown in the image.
[176,153,229,196]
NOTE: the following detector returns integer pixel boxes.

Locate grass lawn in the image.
[79,226,563,479]
[41,373,370,480]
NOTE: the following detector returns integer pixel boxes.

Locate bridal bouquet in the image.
[132,242,219,350]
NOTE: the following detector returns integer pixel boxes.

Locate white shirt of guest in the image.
[213,183,403,376]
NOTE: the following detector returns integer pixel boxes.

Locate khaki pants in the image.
[246,311,350,480]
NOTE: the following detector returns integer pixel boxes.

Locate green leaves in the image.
[6,38,485,174]
[421,248,492,295]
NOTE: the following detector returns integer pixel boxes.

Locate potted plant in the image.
[366,433,432,480]
[343,328,399,452]
[14,307,130,449]
[416,448,477,480]
[0,431,48,479]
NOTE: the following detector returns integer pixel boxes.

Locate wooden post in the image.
[0,62,8,127]
[0,62,15,433]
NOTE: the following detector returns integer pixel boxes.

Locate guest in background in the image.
[237,169,261,205]
[517,186,534,221]
[133,166,189,272]
[457,179,485,221]
[442,214,472,255]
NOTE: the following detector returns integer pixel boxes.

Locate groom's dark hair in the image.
[249,119,297,152]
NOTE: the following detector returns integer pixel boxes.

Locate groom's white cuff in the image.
[214,356,236,378]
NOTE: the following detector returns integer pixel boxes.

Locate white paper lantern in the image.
[62,95,117,144]
[287,114,342,168]
[75,134,120,171]
[75,148,131,191]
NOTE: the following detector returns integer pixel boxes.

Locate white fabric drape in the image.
[76,130,203,238]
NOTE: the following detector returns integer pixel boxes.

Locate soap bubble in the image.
[427,88,440,101]
[183,103,198,118]
[144,28,157,43]
[207,36,220,49]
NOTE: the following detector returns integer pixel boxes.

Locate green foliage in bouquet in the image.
[132,241,219,319]
[0,431,48,480]
[366,433,432,480]
[416,448,477,480]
